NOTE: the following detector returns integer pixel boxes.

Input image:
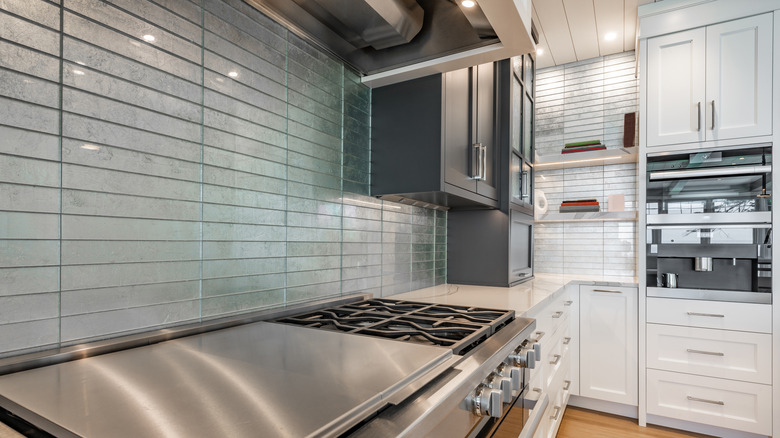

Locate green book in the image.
[564,140,602,147]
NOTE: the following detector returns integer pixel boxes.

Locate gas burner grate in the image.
[273,298,514,355]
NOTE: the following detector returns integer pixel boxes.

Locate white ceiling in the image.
[532,0,657,69]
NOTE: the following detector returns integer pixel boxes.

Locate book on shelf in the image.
[559,205,601,213]
[564,140,602,148]
[561,145,606,154]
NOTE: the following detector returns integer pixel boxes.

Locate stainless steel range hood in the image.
[243,0,535,87]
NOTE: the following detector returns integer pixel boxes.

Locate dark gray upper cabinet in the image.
[447,56,536,287]
[372,63,500,209]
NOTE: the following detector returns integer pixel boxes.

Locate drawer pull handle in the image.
[533,331,545,342]
[533,387,542,393]
[550,406,562,421]
[552,311,563,319]
[563,380,571,391]
[686,312,725,318]
[687,396,724,406]
[564,300,573,306]
[563,337,571,345]
[593,289,622,294]
[550,354,561,365]
[686,348,724,357]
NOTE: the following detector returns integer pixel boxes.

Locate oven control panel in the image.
[469,339,539,418]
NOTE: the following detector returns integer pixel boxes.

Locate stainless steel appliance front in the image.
[645,146,772,303]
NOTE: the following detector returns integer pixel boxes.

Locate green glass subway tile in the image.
[288,120,341,150]
[286,268,340,288]
[287,211,342,229]
[286,281,341,304]
[288,106,341,138]
[286,182,342,203]
[342,229,382,244]
[342,202,382,220]
[287,242,341,257]
[288,151,341,175]
[287,167,341,190]
[202,273,286,297]
[341,242,382,256]
[288,89,341,124]
[205,0,287,44]
[201,288,285,318]
[411,261,435,272]
[286,197,342,216]
[288,137,340,163]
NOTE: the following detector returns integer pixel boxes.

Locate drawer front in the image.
[647,297,771,333]
[647,369,772,436]
[647,324,772,384]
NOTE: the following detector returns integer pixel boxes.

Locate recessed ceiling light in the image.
[536,47,544,56]
[143,34,156,42]
[73,70,85,76]
[461,0,476,7]
[604,32,617,41]
[80,144,100,151]
[228,71,239,78]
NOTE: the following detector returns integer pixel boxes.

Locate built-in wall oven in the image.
[645,146,772,304]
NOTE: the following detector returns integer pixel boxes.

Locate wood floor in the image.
[557,406,713,438]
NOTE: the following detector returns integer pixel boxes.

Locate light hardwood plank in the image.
[557,406,713,438]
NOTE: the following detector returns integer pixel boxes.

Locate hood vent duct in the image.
[243,0,499,78]
[292,0,425,50]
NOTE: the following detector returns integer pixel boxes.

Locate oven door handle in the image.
[517,392,549,438]
[649,165,771,181]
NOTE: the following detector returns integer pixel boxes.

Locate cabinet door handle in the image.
[686,312,725,318]
[563,380,571,391]
[533,331,545,342]
[563,337,571,345]
[709,100,715,130]
[593,289,622,294]
[549,354,561,365]
[687,396,724,406]
[686,348,724,357]
[550,405,562,421]
[472,143,481,179]
[480,143,487,181]
[552,311,563,319]
[696,101,701,131]
[564,300,573,306]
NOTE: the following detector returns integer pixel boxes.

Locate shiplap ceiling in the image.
[533,0,657,68]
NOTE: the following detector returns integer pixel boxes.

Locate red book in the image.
[561,202,600,206]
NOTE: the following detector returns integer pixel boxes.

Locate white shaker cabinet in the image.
[646,13,773,147]
[579,285,638,406]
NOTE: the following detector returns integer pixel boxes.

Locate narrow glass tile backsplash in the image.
[0,0,446,357]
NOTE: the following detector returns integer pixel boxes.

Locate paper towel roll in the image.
[534,189,548,214]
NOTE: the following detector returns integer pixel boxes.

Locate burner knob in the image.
[488,373,513,403]
[532,342,542,361]
[496,363,522,392]
[472,385,503,418]
[509,347,536,369]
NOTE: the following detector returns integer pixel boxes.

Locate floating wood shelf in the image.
[535,211,638,223]
[534,147,638,170]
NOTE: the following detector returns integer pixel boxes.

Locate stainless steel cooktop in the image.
[0,320,452,438]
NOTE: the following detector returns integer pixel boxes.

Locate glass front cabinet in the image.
[510,54,535,214]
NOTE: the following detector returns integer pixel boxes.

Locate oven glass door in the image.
[646,147,771,222]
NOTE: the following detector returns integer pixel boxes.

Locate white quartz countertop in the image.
[392,273,637,316]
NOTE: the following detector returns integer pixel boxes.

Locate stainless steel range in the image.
[0,295,540,438]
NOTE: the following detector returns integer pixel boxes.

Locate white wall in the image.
[534,52,638,278]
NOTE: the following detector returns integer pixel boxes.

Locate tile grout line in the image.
[57,0,65,348]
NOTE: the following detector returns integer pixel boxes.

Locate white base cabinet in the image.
[647,369,772,436]
[578,285,638,406]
